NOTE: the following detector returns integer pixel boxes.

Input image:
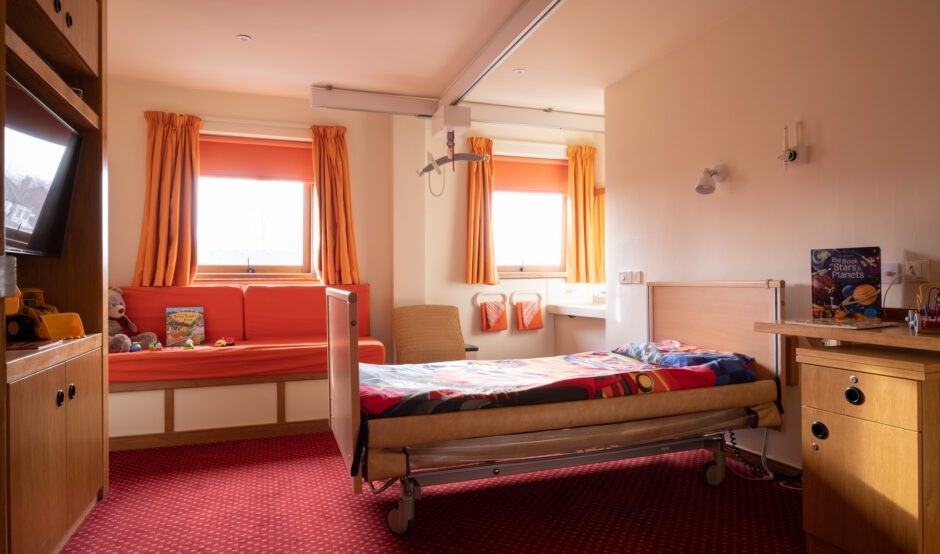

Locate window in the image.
[196,136,315,279]
[491,156,568,276]
[493,191,565,273]
[197,177,310,273]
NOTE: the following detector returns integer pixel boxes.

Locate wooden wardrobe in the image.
[1,0,109,552]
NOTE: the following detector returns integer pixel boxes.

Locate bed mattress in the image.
[366,379,779,449]
[360,340,756,419]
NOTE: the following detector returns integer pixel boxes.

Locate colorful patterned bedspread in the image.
[360,340,755,419]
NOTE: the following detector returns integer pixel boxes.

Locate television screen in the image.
[4,74,82,256]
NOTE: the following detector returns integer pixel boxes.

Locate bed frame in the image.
[326,280,785,535]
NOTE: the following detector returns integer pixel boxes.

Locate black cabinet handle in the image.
[56,389,65,407]
[53,0,62,13]
[65,12,73,27]
[68,383,77,399]
[810,420,829,440]
[844,386,865,405]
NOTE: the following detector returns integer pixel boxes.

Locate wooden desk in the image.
[757,323,940,553]
[755,321,940,352]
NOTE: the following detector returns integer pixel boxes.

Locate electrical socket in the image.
[882,262,901,283]
[619,271,643,285]
[904,260,930,283]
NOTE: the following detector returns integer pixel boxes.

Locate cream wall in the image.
[391,115,428,309]
[604,0,940,467]
[107,77,394,348]
[417,121,605,360]
[554,315,605,356]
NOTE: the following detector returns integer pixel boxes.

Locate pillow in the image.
[613,340,755,385]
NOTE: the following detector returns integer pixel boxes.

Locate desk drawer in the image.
[801,364,919,430]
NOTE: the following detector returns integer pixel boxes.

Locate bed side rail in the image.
[326,287,362,493]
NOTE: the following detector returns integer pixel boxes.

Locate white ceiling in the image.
[465,0,751,115]
[107,0,527,99]
[109,0,750,116]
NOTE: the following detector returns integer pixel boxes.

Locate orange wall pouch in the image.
[481,301,508,332]
[515,301,543,331]
[511,292,544,331]
[474,292,509,332]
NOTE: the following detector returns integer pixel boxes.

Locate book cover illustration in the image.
[811,247,882,321]
[166,307,205,346]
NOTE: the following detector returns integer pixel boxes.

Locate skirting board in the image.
[110,420,329,451]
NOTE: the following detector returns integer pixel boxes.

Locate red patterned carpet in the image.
[64,433,803,553]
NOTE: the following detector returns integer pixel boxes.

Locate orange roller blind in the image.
[200,135,314,181]
[493,155,567,194]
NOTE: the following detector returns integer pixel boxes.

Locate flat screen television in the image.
[4,73,82,257]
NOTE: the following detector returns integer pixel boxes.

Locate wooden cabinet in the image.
[9,363,68,554]
[59,0,99,75]
[797,347,940,553]
[8,347,104,553]
[65,349,104,525]
[7,0,100,76]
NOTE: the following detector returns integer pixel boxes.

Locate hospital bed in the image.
[326,281,786,535]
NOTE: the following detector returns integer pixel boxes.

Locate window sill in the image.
[498,271,567,280]
[194,273,320,285]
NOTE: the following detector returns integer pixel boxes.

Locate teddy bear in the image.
[108,286,158,353]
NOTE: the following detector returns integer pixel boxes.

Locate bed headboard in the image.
[647,280,785,386]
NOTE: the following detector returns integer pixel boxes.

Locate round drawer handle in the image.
[844,386,865,405]
[849,375,858,384]
[66,12,73,27]
[53,0,62,13]
[810,420,829,440]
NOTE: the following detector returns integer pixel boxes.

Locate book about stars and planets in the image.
[811,247,883,321]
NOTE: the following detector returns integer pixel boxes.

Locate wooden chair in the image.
[392,305,471,364]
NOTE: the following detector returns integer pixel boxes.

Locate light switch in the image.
[619,271,633,285]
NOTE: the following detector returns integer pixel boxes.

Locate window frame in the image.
[494,190,568,280]
[194,178,318,282]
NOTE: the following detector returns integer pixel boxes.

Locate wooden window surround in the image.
[492,155,568,279]
[195,135,318,281]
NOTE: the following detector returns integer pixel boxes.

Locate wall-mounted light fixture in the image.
[695,165,727,195]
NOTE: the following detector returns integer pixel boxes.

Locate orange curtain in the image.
[466,137,499,285]
[566,145,601,283]
[311,125,360,285]
[593,187,606,281]
[132,112,202,287]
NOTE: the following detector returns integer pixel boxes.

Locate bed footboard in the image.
[326,288,362,493]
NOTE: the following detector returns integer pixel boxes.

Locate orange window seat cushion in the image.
[119,285,247,345]
[243,284,372,339]
[108,337,386,383]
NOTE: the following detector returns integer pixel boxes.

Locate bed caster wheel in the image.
[386,506,414,536]
[701,461,726,487]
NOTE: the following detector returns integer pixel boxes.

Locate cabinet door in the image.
[803,407,920,553]
[60,0,99,74]
[66,349,104,526]
[33,0,66,28]
[9,364,69,554]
